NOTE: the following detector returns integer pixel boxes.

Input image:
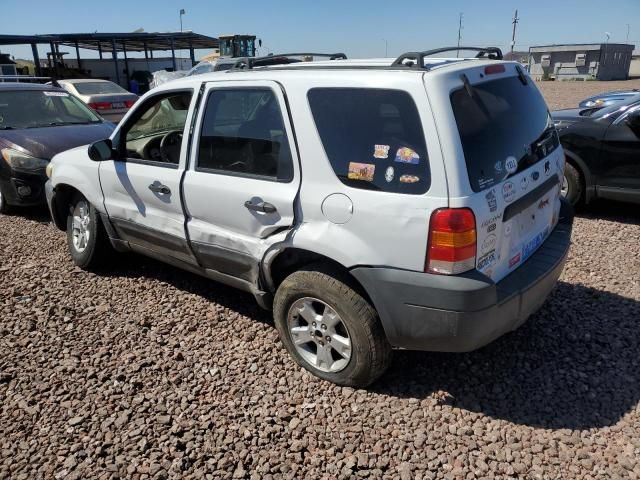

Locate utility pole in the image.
[510,9,520,55]
[179,8,186,32]
[457,13,463,57]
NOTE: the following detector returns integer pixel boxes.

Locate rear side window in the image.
[451,76,557,192]
[197,88,293,181]
[308,88,430,194]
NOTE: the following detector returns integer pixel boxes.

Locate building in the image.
[0,52,18,77]
[630,49,640,78]
[529,43,635,81]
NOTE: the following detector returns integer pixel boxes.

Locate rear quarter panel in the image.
[281,72,449,272]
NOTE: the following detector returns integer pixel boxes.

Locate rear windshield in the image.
[451,76,558,192]
[0,90,101,129]
[73,81,129,95]
[308,88,430,194]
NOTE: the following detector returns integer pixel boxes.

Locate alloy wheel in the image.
[71,201,91,253]
[287,297,352,373]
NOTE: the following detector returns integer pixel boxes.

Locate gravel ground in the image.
[1,81,640,479]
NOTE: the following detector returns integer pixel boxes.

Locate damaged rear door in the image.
[182,80,300,283]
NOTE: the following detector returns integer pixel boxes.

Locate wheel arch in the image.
[49,183,85,230]
[262,247,373,304]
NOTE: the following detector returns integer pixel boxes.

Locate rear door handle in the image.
[244,200,277,214]
[148,183,171,195]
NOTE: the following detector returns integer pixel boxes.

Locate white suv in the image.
[45,48,574,387]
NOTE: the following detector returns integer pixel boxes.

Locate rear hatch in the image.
[447,65,564,282]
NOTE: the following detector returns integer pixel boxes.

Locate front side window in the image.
[308,88,430,194]
[197,88,293,181]
[0,90,101,129]
[122,91,192,165]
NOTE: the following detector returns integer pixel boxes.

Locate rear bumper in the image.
[351,198,574,352]
[0,169,47,207]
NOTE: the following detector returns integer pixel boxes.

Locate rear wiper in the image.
[0,126,15,130]
[460,73,491,119]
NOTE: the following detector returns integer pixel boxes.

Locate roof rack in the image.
[231,52,347,70]
[392,46,503,70]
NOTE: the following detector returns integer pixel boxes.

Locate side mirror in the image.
[88,139,113,162]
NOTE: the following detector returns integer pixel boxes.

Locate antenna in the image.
[511,9,520,55]
[457,13,464,58]
[627,24,631,43]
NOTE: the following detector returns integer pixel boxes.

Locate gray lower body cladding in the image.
[352,199,574,352]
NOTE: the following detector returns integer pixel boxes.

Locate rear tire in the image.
[273,264,392,387]
[561,162,584,207]
[66,193,112,270]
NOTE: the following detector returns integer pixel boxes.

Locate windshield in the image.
[451,76,558,192]
[0,90,101,129]
[73,81,129,95]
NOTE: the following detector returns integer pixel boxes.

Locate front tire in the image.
[66,193,112,270]
[561,162,584,207]
[0,188,11,215]
[273,264,392,387]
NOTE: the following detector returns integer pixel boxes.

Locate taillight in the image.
[125,99,137,108]
[426,208,477,275]
[88,101,111,110]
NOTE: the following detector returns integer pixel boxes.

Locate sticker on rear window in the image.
[494,161,503,173]
[509,252,521,268]
[520,176,528,191]
[395,147,419,164]
[373,144,390,159]
[478,177,495,189]
[505,156,518,174]
[502,181,516,203]
[544,160,551,176]
[399,174,420,184]
[531,170,540,182]
[485,189,498,212]
[385,166,394,182]
[347,162,375,182]
[43,91,69,97]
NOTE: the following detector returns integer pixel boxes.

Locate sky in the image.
[1,0,639,62]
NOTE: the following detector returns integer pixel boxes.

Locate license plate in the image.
[522,226,549,261]
[111,102,125,109]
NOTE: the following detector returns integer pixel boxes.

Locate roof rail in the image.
[392,46,503,70]
[231,52,347,70]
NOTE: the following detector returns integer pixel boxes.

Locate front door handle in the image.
[244,200,277,214]
[148,183,171,195]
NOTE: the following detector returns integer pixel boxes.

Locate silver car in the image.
[57,79,138,122]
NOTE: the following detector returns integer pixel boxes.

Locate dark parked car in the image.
[578,89,640,108]
[0,83,114,213]
[552,93,640,206]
